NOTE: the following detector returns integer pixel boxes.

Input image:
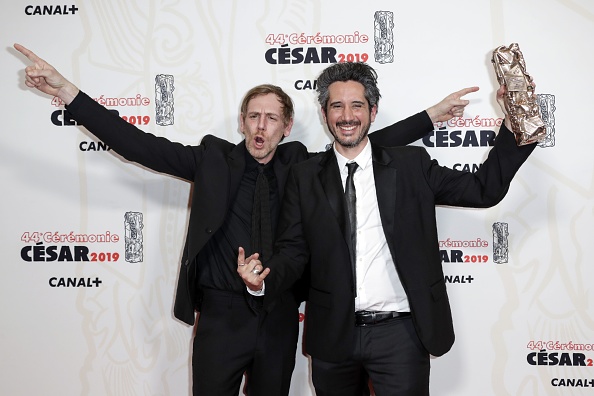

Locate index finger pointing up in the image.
[14,43,42,63]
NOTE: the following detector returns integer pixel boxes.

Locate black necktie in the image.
[345,162,358,295]
[251,165,273,263]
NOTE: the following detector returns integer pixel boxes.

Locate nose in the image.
[342,106,354,121]
[257,115,266,131]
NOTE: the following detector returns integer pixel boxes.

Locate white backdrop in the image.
[2,1,594,395]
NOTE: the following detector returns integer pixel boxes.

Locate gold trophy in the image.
[492,43,546,145]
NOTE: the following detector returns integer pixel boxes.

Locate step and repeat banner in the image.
[2,1,593,395]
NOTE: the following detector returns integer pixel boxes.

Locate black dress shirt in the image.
[196,148,279,293]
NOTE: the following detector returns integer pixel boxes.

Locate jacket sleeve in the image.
[423,124,537,207]
[308,111,435,158]
[263,167,311,309]
[368,111,434,146]
[66,91,205,181]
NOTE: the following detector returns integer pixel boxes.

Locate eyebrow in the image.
[329,100,366,107]
[247,111,280,117]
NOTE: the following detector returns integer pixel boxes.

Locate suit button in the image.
[205,228,212,234]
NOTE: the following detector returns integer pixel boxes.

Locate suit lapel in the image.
[273,150,292,203]
[319,150,348,234]
[372,144,398,251]
[227,141,247,200]
[318,150,350,252]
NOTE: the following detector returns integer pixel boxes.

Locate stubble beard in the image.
[330,122,371,149]
[246,136,282,164]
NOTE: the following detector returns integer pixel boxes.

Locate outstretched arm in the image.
[14,43,79,104]
[428,85,536,208]
[370,86,479,147]
[14,43,201,181]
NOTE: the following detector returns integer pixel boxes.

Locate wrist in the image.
[247,282,265,296]
[503,117,513,131]
[57,82,80,105]
[425,106,437,123]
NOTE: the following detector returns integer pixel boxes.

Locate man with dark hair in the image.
[16,43,475,396]
[239,62,536,395]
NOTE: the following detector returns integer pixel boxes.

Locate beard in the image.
[329,121,371,149]
[245,141,275,163]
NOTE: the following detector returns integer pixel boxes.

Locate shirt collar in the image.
[244,147,276,174]
[333,139,372,173]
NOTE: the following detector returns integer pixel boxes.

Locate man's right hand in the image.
[237,247,269,293]
[14,43,79,105]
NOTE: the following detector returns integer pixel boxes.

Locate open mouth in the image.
[254,136,265,148]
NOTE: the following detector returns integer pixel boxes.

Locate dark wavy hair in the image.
[316,62,381,111]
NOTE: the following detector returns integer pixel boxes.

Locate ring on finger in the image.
[252,268,261,275]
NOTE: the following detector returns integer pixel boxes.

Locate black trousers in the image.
[312,316,430,396]
[192,289,299,396]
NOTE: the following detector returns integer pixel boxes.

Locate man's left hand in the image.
[426,86,480,123]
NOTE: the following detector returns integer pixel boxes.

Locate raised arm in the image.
[427,85,535,208]
[370,86,479,146]
[15,43,202,181]
[14,43,79,105]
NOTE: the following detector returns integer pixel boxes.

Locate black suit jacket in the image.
[66,91,434,325]
[262,125,536,361]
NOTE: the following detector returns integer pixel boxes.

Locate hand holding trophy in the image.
[492,43,546,145]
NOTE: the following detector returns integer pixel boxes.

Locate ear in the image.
[321,106,328,123]
[239,113,246,134]
[283,118,294,138]
[370,105,378,123]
